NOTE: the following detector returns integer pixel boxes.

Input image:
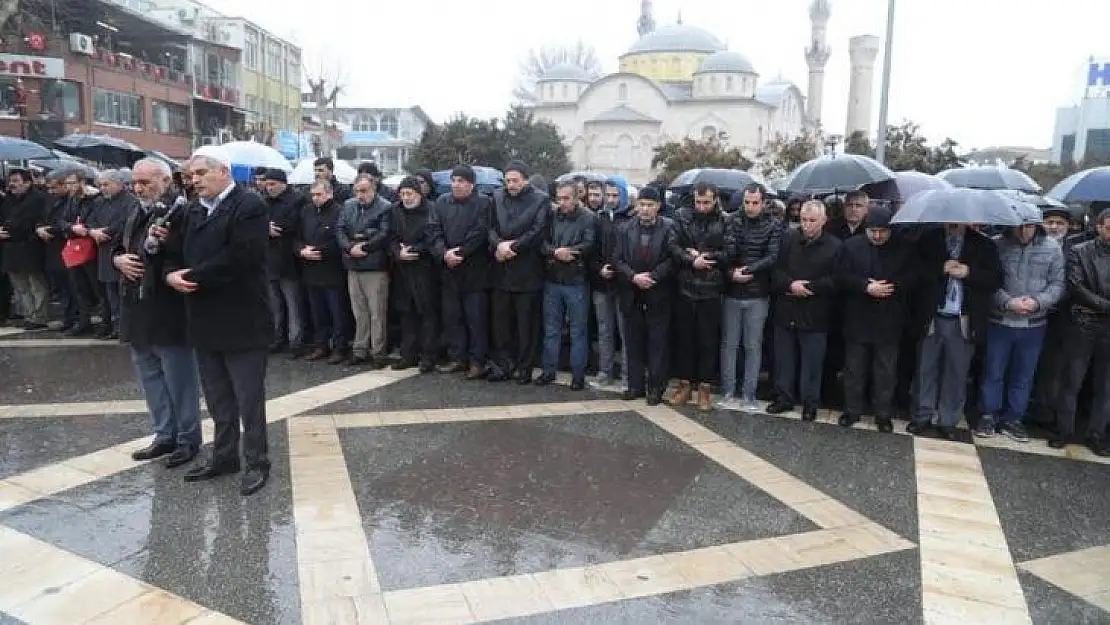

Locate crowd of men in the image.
[1,150,1109,497]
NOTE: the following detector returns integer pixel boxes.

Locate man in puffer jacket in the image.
[975,203,1064,442]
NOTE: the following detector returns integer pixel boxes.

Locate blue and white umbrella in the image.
[1047,166,1110,203]
[214,141,293,172]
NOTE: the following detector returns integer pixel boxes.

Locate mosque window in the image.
[618,83,628,101]
[701,125,717,141]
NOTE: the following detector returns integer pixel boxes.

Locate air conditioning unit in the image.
[69,33,96,56]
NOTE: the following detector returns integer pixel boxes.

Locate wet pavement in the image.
[1,332,1109,624]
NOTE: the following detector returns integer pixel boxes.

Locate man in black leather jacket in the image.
[335,175,392,366]
[1053,208,1110,455]
[535,180,596,389]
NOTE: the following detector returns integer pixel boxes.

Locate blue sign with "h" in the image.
[1089,61,1110,87]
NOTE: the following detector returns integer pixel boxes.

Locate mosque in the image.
[530,1,878,184]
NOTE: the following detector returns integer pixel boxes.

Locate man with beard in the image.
[60,171,103,336]
[297,181,350,364]
[261,169,305,355]
[836,206,917,432]
[389,176,438,372]
[767,200,843,421]
[613,187,676,406]
[487,160,549,383]
[584,181,604,212]
[0,169,49,330]
[536,180,596,389]
[35,170,78,330]
[1051,208,1110,454]
[590,179,632,388]
[336,175,392,366]
[87,169,139,340]
[114,158,201,469]
[429,165,492,379]
[669,182,727,411]
[151,147,272,495]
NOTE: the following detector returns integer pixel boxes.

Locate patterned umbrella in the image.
[936,166,1041,194]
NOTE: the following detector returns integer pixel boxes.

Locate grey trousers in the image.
[8,272,49,324]
[267,278,304,347]
[914,316,975,428]
[348,271,389,357]
[720,297,770,400]
[592,289,627,378]
[196,348,269,470]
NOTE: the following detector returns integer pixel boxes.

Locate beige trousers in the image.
[348,271,390,356]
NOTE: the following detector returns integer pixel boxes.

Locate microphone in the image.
[144,196,187,255]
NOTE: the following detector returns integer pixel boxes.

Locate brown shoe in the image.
[304,347,329,362]
[465,363,487,380]
[668,380,692,406]
[697,383,712,412]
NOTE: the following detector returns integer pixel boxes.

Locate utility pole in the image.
[874,0,896,165]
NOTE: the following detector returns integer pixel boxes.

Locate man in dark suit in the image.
[153,147,273,496]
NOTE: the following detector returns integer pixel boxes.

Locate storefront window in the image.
[40,79,83,121]
[152,101,189,135]
[0,78,28,117]
[92,88,142,129]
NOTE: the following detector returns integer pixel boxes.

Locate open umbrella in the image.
[288,158,356,185]
[1046,166,1110,203]
[0,136,54,160]
[785,154,895,195]
[215,141,293,172]
[668,168,762,194]
[54,133,144,165]
[144,150,182,172]
[891,188,1023,226]
[936,166,1041,194]
[28,156,99,180]
[893,170,952,200]
[555,171,608,184]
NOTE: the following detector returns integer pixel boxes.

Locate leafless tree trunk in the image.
[305,61,345,159]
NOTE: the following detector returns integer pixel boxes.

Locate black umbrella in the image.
[54,133,145,166]
[936,166,1041,194]
[668,168,762,195]
[144,150,182,172]
[555,171,608,184]
[784,154,895,195]
[891,188,1022,226]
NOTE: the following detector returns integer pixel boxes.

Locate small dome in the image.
[696,50,757,74]
[537,63,592,83]
[625,24,725,55]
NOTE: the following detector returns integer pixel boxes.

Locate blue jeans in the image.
[542,283,589,378]
[980,323,1047,424]
[268,278,304,347]
[131,345,201,449]
[306,286,350,349]
[720,297,770,400]
[592,289,627,378]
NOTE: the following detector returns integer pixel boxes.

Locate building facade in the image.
[1052,57,1110,164]
[0,0,197,157]
[301,104,431,173]
[531,8,813,184]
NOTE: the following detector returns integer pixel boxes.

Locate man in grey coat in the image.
[975,204,1065,442]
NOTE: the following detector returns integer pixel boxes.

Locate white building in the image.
[301,103,431,173]
[530,4,818,184]
[1052,57,1110,164]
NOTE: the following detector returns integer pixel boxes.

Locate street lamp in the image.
[874,0,896,164]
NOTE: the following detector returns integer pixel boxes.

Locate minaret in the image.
[805,0,831,124]
[637,0,655,36]
[846,34,880,138]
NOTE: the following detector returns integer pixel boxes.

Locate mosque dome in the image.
[537,63,593,83]
[624,23,726,55]
[696,50,757,74]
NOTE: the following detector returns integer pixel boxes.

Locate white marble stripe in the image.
[0,338,119,347]
[0,400,150,419]
[0,525,246,625]
[0,326,27,337]
[0,369,416,514]
[973,432,1110,466]
[330,399,632,428]
[1019,546,1110,612]
[913,437,1033,625]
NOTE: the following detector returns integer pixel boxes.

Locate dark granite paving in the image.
[0,413,152,480]
[682,407,919,539]
[341,412,817,591]
[0,425,301,625]
[493,550,923,625]
[980,447,1110,563]
[0,345,360,404]
[1019,570,1110,625]
[309,371,605,413]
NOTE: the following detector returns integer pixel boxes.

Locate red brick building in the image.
[0,1,239,159]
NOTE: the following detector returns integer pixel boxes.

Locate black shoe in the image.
[240,466,270,496]
[94,326,114,340]
[164,445,198,469]
[269,342,287,354]
[346,354,369,366]
[876,417,894,434]
[487,368,510,382]
[287,346,306,360]
[1086,434,1110,457]
[766,400,794,414]
[64,323,92,337]
[622,389,645,401]
[533,372,557,386]
[183,461,241,482]
[838,412,859,427]
[131,441,176,461]
[21,321,49,331]
[1047,437,1068,449]
[438,360,467,374]
[906,420,930,436]
[418,361,436,374]
[937,426,958,441]
[570,377,585,391]
[392,358,417,371]
[516,369,534,385]
[646,389,663,406]
[802,405,818,422]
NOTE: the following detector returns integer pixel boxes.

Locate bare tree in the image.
[513,41,603,103]
[304,58,347,158]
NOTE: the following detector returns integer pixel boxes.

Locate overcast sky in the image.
[206,0,1106,150]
